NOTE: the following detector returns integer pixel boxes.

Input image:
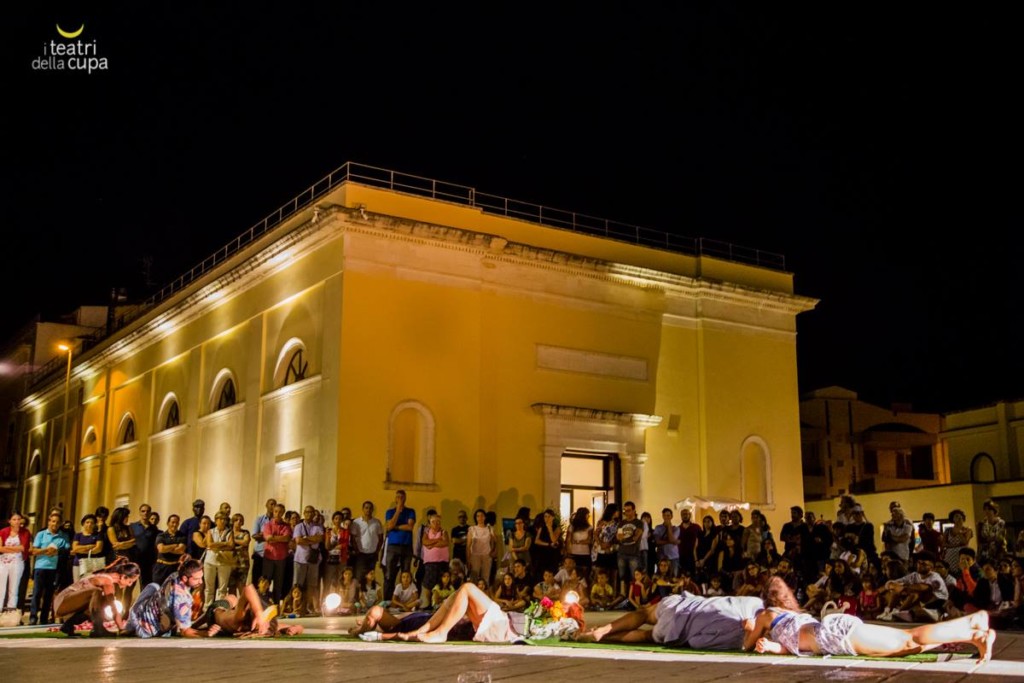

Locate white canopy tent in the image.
[675,496,751,513]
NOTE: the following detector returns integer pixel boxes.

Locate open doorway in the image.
[560,450,619,524]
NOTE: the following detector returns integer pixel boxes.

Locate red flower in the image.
[540,596,554,609]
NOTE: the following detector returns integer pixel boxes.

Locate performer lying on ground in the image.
[195,582,303,637]
[743,576,996,661]
[577,592,763,649]
[357,582,537,643]
[349,604,475,642]
[53,557,141,637]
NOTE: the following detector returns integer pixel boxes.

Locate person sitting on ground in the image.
[493,571,521,611]
[360,568,381,611]
[280,585,303,618]
[628,569,651,610]
[578,590,763,647]
[704,573,727,597]
[53,557,141,637]
[589,570,617,611]
[337,567,358,615]
[390,570,420,612]
[743,576,995,661]
[431,570,456,610]
[735,561,769,598]
[533,569,560,602]
[877,551,948,623]
[123,556,214,638]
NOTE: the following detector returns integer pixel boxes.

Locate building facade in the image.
[16,164,817,534]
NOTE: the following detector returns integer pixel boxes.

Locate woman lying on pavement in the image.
[357,582,537,643]
[743,576,995,661]
[349,603,475,642]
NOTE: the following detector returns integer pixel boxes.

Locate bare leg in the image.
[578,603,657,642]
[415,583,491,643]
[909,610,995,661]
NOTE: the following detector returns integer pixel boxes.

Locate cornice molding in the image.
[531,403,662,428]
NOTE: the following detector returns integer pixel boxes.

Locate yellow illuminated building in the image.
[17,164,817,535]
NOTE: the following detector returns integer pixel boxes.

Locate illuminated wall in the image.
[18,180,815,540]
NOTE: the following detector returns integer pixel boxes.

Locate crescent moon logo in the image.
[56,24,85,39]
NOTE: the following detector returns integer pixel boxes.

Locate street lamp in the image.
[55,342,73,515]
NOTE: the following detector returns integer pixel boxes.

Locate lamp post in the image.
[55,342,73,515]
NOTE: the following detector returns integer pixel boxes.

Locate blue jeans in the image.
[383,544,413,602]
[30,568,57,624]
[617,553,641,585]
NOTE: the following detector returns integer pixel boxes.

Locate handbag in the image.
[820,600,846,618]
[79,550,106,577]
[301,523,321,563]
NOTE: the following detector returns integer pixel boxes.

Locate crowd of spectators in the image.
[2,491,1023,632]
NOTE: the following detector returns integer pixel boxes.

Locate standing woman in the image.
[0,512,31,614]
[153,514,187,586]
[977,499,1007,567]
[943,509,973,576]
[695,514,717,584]
[507,517,532,574]
[466,509,496,586]
[532,509,563,577]
[640,512,656,578]
[324,509,351,596]
[566,508,593,582]
[594,504,620,592]
[203,512,235,609]
[107,507,138,606]
[230,513,251,593]
[71,514,105,580]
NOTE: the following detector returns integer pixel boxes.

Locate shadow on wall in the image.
[438,489,540,549]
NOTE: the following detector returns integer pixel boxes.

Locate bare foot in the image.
[969,610,989,633]
[416,630,450,643]
[974,629,996,662]
[578,624,611,643]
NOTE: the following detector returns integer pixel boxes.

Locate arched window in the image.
[217,380,236,410]
[970,452,997,483]
[82,427,98,458]
[210,369,238,413]
[118,414,137,445]
[740,436,773,506]
[273,338,309,388]
[387,401,435,486]
[157,393,181,431]
[284,348,308,385]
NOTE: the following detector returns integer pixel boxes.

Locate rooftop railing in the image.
[30,162,786,388]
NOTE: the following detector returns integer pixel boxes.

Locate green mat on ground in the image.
[0,630,970,661]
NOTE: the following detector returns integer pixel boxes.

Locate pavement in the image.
[2,611,1023,682]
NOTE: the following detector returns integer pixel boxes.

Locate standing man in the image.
[450,510,469,566]
[179,499,206,559]
[779,505,814,584]
[130,502,158,586]
[261,503,291,603]
[882,505,914,565]
[676,508,701,576]
[350,500,384,585]
[653,508,681,576]
[615,501,643,597]
[250,498,277,584]
[383,490,416,602]
[293,505,324,616]
[29,511,70,625]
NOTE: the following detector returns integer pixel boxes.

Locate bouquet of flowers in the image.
[522,595,585,641]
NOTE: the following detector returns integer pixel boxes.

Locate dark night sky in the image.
[4,3,1021,413]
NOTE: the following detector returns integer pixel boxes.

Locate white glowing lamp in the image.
[323,592,341,612]
[563,590,579,605]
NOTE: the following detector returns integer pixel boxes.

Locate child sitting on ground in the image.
[589,570,617,611]
[360,569,381,612]
[390,571,420,613]
[337,567,358,615]
[858,575,880,620]
[704,573,727,597]
[628,569,651,610]
[431,570,455,610]
[281,585,304,618]
[533,569,561,601]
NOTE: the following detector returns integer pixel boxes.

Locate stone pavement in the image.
[3,612,1023,682]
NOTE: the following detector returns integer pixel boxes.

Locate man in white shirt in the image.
[350,500,384,585]
[878,551,948,622]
